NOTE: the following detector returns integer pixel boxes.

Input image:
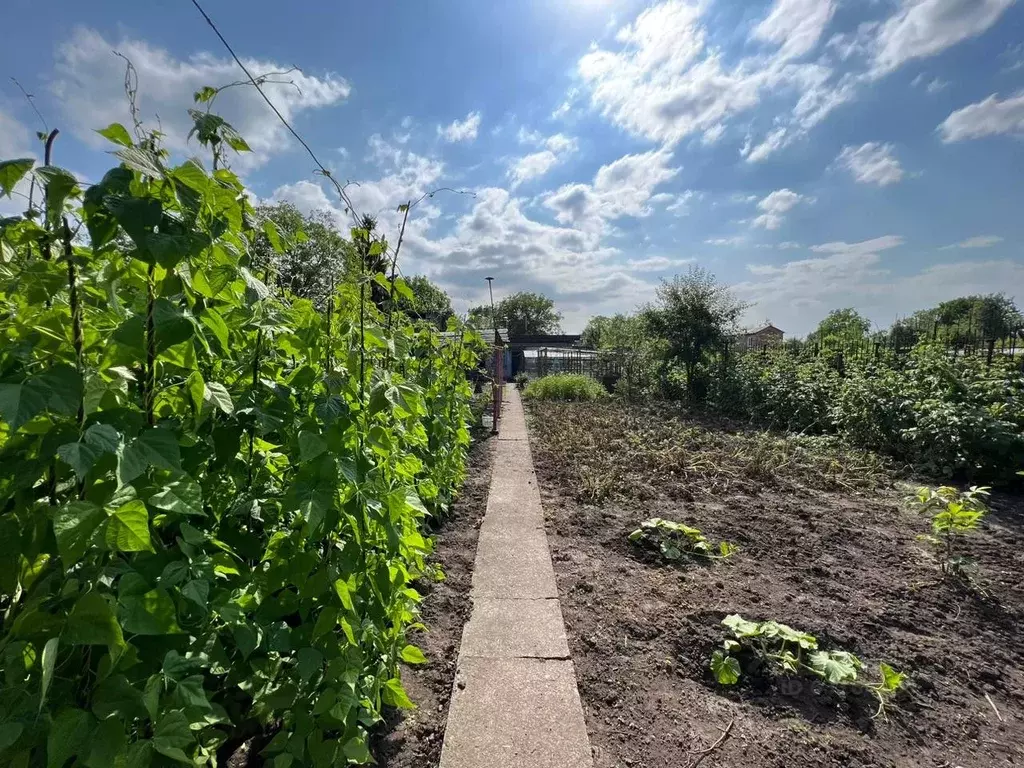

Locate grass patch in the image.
[523,373,607,402]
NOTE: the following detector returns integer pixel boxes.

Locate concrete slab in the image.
[460,597,569,659]
[439,657,592,768]
[440,388,593,768]
[471,528,557,598]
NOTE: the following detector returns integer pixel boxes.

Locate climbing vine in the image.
[0,97,481,766]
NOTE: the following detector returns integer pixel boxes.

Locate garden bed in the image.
[526,401,1024,768]
[371,436,495,767]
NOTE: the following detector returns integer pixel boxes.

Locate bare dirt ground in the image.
[371,436,494,767]
[526,400,1024,768]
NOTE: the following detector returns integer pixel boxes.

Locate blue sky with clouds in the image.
[2,0,1023,334]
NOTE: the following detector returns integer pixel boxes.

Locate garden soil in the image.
[527,404,1024,768]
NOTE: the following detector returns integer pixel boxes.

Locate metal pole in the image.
[485,277,499,434]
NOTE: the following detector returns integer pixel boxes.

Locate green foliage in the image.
[711,614,905,717]
[469,291,562,336]
[644,267,748,403]
[513,372,529,391]
[0,110,482,767]
[910,485,990,577]
[581,313,665,400]
[713,344,1024,482]
[627,518,736,561]
[807,308,871,347]
[397,276,453,329]
[522,374,607,402]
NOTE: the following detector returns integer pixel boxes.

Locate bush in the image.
[523,374,607,401]
[720,344,1024,482]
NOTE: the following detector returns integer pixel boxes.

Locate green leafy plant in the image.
[522,373,607,402]
[628,518,736,561]
[0,95,482,767]
[910,485,990,577]
[710,615,905,718]
[514,372,529,390]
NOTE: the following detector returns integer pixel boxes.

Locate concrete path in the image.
[439,387,593,768]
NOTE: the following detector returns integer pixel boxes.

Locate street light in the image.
[485,276,496,336]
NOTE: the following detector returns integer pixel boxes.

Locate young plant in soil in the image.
[910,485,990,578]
[710,614,905,718]
[628,518,737,562]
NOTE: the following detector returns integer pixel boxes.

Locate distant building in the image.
[737,324,784,349]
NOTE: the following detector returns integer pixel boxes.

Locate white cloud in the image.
[912,74,949,94]
[742,127,789,163]
[543,146,679,231]
[940,235,1004,249]
[576,1,766,146]
[751,0,836,62]
[440,111,482,143]
[938,92,1024,142]
[51,27,350,170]
[810,235,906,254]
[0,110,36,216]
[736,252,1024,336]
[872,0,1015,75]
[705,236,747,246]
[626,256,695,271]
[752,188,805,230]
[836,142,905,186]
[778,241,802,250]
[507,133,579,187]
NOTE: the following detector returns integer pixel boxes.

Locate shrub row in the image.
[523,373,608,402]
[709,346,1024,481]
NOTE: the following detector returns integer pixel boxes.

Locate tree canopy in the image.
[398,275,454,329]
[469,291,562,336]
[808,308,871,345]
[644,267,747,401]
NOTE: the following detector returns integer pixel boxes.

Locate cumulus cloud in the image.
[507,133,578,187]
[836,143,905,186]
[626,256,695,272]
[440,111,481,143]
[872,0,1015,75]
[752,189,805,230]
[938,92,1024,142]
[50,27,350,170]
[940,235,1004,249]
[543,147,679,231]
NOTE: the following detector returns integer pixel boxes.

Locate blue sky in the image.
[2,0,1023,334]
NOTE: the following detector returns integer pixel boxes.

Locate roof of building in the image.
[743,324,784,335]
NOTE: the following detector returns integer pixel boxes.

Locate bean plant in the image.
[711,614,905,718]
[628,518,736,561]
[911,485,990,578]
[0,97,481,766]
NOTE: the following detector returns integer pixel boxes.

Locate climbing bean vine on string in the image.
[0,92,482,767]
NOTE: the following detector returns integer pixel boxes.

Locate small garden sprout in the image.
[910,485,990,578]
[628,518,737,562]
[710,614,905,718]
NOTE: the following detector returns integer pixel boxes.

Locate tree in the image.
[644,267,748,402]
[399,275,454,329]
[582,314,644,349]
[808,308,871,346]
[906,294,1023,341]
[251,203,357,310]
[469,291,562,336]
